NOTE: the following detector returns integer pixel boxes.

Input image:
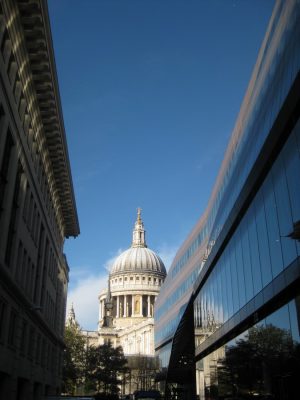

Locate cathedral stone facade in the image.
[86,210,167,391]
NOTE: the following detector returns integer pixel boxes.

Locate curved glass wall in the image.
[196,299,300,400]
[155,0,300,351]
[194,121,300,335]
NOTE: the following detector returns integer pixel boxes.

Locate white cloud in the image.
[66,248,125,331]
[67,272,107,331]
[103,248,124,273]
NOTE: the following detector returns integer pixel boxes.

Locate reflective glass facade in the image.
[194,123,300,333]
[155,1,300,399]
[197,300,300,400]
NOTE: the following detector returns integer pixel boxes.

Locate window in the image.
[27,326,35,360]
[35,334,41,365]
[0,298,7,342]
[20,319,28,355]
[5,162,23,266]
[8,309,18,348]
[0,130,14,212]
[0,104,5,133]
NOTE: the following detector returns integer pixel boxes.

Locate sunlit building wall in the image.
[0,1,79,399]
[155,1,300,399]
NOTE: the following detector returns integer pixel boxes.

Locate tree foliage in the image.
[62,324,86,394]
[86,342,128,395]
[218,324,300,399]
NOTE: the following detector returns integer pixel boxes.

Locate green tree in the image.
[218,324,300,398]
[62,323,86,395]
[86,342,128,395]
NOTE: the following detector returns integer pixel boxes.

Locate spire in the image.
[131,208,147,248]
[102,274,114,328]
[66,303,78,327]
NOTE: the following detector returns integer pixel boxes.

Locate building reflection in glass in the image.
[196,299,300,400]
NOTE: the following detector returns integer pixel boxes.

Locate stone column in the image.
[123,295,127,317]
[99,300,102,320]
[139,295,143,317]
[116,296,119,318]
[147,295,151,317]
[131,295,134,317]
[102,300,105,319]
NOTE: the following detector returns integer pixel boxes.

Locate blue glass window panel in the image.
[262,174,283,278]
[254,190,273,286]
[265,303,290,332]
[207,279,211,326]
[283,127,300,256]
[220,258,228,322]
[210,270,215,326]
[247,206,263,296]
[234,229,246,308]
[272,153,298,267]
[217,267,223,324]
[202,290,207,330]
[229,241,240,314]
[288,299,300,343]
[212,270,218,326]
[240,214,254,303]
[224,248,234,319]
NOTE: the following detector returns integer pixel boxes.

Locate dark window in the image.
[5,162,22,266]
[0,104,4,133]
[35,334,41,365]
[7,309,18,348]
[0,130,14,212]
[27,326,35,359]
[22,184,30,223]
[40,238,49,306]
[0,298,7,342]
[34,224,44,303]
[15,240,23,283]
[20,319,27,355]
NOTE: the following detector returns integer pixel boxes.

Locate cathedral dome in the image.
[110,209,166,276]
[111,246,166,275]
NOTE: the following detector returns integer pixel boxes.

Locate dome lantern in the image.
[110,210,167,276]
[132,208,147,248]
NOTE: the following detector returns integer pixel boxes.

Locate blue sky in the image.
[48,0,274,330]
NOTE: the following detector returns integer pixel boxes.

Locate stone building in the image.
[86,210,167,392]
[0,1,79,399]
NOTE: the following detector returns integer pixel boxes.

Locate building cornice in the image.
[4,0,79,237]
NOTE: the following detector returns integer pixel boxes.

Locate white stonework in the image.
[84,210,167,391]
[96,209,166,357]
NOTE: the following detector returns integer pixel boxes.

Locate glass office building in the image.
[154,1,300,399]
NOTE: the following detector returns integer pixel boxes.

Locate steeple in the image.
[66,303,79,327]
[131,208,147,248]
[102,274,114,328]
